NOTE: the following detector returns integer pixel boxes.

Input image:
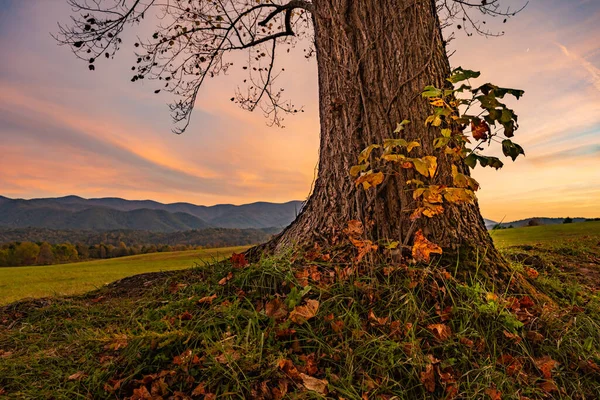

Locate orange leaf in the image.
[535,356,558,379]
[344,220,364,237]
[191,383,206,396]
[198,294,217,305]
[484,387,502,400]
[265,298,289,320]
[502,330,522,344]
[427,323,452,341]
[420,363,436,393]
[230,253,248,268]
[218,272,233,286]
[368,310,389,325]
[350,237,378,262]
[412,230,442,263]
[289,299,319,324]
[179,311,193,321]
[525,267,539,279]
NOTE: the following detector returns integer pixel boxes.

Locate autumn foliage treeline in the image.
[0,241,202,267]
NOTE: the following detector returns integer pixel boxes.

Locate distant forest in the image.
[0,227,279,267]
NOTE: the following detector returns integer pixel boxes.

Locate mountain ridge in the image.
[0,196,304,232]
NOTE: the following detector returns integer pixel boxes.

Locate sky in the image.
[0,0,598,222]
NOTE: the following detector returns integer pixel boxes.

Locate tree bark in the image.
[252,0,505,270]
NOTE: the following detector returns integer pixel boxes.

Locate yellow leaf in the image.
[443,188,476,203]
[355,171,384,190]
[406,141,421,152]
[358,144,380,164]
[381,154,406,162]
[350,163,369,177]
[412,158,429,177]
[430,98,446,107]
[423,156,437,178]
[422,203,444,218]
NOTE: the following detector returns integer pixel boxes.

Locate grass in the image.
[1,223,599,398]
[490,220,600,249]
[0,247,249,305]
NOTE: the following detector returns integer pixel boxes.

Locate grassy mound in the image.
[1,230,600,399]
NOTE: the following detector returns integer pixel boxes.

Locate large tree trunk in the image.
[253,0,504,270]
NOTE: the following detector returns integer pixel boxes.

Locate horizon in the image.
[1,0,599,221]
[1,193,593,224]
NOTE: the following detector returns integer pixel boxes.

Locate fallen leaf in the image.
[300,373,328,395]
[277,359,302,381]
[67,371,87,381]
[218,272,234,286]
[344,220,364,237]
[503,330,522,344]
[537,380,558,393]
[525,331,544,343]
[535,356,558,379]
[173,349,193,366]
[412,230,443,263]
[484,387,502,400]
[230,253,248,268]
[427,323,452,341]
[179,311,193,321]
[368,309,389,325]
[350,237,378,262]
[460,337,474,347]
[191,382,206,396]
[525,267,539,279]
[420,363,436,393]
[289,299,319,324]
[265,298,289,320]
[275,328,297,338]
[519,296,535,309]
[168,282,187,294]
[198,294,217,305]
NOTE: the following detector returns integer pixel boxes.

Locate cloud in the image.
[556,43,600,92]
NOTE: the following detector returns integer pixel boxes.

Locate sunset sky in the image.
[0,0,599,222]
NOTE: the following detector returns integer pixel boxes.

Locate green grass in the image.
[1,223,600,398]
[0,247,249,305]
[490,220,600,249]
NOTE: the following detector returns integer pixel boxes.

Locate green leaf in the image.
[448,67,481,84]
[501,139,525,161]
[422,85,443,98]
[464,154,478,169]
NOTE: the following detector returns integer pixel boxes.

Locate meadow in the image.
[0,246,249,305]
[1,222,600,398]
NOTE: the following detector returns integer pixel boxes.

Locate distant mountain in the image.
[491,217,587,228]
[483,219,498,229]
[0,196,303,232]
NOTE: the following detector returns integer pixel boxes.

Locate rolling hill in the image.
[0,196,303,232]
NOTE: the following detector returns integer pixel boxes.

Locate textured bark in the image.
[253,0,504,268]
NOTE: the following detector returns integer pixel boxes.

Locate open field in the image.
[0,223,598,306]
[491,220,600,249]
[0,246,249,305]
[2,221,600,398]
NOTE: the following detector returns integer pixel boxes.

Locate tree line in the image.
[0,241,203,267]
